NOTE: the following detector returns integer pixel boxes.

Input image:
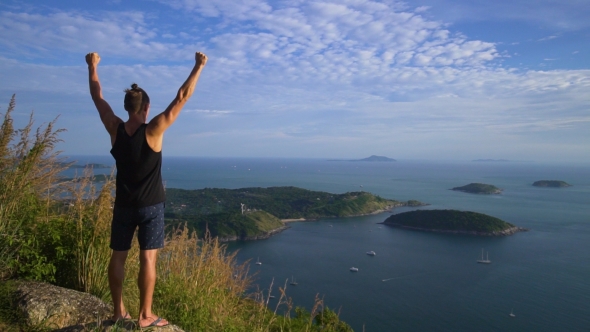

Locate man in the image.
[86,51,207,327]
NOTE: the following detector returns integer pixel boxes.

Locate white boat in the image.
[290,276,298,285]
[477,248,491,264]
[255,257,262,265]
[509,308,515,317]
[366,251,376,256]
[350,267,359,272]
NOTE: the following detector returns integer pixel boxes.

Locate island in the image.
[451,183,502,194]
[381,209,527,236]
[532,180,571,188]
[352,155,396,162]
[472,159,509,162]
[165,186,425,241]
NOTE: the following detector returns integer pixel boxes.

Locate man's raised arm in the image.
[86,52,122,142]
[147,52,208,138]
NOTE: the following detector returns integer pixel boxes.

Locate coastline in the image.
[381,223,529,236]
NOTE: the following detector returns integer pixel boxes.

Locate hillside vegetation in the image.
[383,209,515,233]
[168,210,286,240]
[166,187,401,219]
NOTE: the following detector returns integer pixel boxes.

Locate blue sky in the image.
[0,0,588,162]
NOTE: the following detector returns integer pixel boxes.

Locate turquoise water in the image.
[69,156,590,331]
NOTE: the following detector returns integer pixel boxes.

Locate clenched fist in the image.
[85,52,100,67]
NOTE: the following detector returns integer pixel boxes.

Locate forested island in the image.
[451,183,502,194]
[533,180,571,188]
[165,186,425,241]
[381,209,527,236]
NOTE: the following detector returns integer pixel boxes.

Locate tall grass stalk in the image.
[0,95,68,280]
[61,168,115,300]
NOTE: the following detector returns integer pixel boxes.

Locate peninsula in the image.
[381,209,527,236]
[451,183,502,194]
[532,180,571,188]
[165,186,425,241]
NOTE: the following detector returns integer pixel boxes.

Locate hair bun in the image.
[131,83,139,90]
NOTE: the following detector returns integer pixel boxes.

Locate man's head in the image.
[124,83,150,114]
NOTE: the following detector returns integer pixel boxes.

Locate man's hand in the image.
[86,52,101,67]
[196,52,208,67]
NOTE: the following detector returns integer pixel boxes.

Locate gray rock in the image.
[14,281,184,331]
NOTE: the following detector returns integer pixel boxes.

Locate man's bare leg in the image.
[108,250,130,320]
[138,249,168,327]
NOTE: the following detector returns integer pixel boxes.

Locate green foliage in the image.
[384,209,513,233]
[168,210,284,239]
[0,95,68,280]
[0,281,20,328]
[314,307,354,332]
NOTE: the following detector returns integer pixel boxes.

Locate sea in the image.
[68,156,590,332]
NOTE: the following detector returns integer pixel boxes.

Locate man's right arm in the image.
[86,52,122,144]
[147,52,208,138]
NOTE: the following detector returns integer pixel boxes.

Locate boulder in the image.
[13,281,183,331]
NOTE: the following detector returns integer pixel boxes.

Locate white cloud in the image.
[0,11,198,61]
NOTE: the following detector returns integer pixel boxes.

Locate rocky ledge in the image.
[384,224,529,236]
[4,281,184,331]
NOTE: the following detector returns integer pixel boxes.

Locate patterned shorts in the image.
[110,202,165,251]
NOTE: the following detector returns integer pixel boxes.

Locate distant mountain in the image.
[472,159,509,162]
[351,155,396,162]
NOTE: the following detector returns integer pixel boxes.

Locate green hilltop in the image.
[382,209,524,235]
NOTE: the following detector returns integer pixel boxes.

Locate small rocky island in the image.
[381,209,527,236]
[532,180,571,188]
[451,183,502,194]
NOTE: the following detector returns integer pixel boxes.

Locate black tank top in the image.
[110,123,165,208]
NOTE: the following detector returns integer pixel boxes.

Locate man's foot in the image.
[139,316,169,328]
[110,312,132,323]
